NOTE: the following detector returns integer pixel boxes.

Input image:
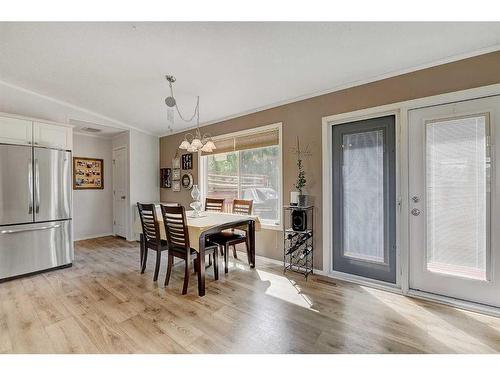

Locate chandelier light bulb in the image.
[191,138,203,149]
[179,140,190,149]
[205,140,216,150]
[200,142,213,153]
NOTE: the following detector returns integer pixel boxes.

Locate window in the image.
[200,124,282,227]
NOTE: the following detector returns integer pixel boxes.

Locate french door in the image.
[332,115,397,283]
[409,95,500,307]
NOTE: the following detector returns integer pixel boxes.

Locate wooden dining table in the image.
[134,204,260,296]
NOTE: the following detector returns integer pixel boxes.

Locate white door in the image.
[112,147,127,238]
[409,95,500,307]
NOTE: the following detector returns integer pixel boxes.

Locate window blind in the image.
[202,128,279,155]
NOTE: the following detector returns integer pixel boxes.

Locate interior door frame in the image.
[322,83,500,315]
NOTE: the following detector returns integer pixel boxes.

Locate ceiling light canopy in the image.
[165,75,215,153]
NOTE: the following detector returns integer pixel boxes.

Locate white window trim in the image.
[198,122,283,231]
[321,83,500,317]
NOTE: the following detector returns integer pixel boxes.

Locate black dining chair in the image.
[205,197,225,212]
[210,199,253,273]
[160,204,219,295]
[137,203,168,282]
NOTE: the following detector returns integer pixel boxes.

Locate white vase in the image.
[290,191,299,206]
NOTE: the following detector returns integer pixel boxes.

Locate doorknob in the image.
[411,196,420,203]
[121,196,126,200]
[411,208,421,216]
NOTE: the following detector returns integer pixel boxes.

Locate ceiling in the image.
[1,22,499,136]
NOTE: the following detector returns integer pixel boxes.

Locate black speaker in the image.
[292,209,307,231]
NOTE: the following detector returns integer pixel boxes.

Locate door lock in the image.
[411,196,420,203]
[411,208,421,216]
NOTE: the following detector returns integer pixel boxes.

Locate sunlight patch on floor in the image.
[256,269,318,312]
[359,285,497,352]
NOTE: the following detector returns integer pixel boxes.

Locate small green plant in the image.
[295,158,306,194]
[294,136,307,195]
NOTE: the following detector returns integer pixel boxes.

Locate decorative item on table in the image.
[163,75,216,153]
[172,168,181,180]
[181,153,193,170]
[172,180,181,192]
[292,136,311,206]
[181,172,194,189]
[189,184,202,217]
[160,168,172,188]
[73,157,104,190]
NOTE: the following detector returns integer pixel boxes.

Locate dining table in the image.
[134,203,260,296]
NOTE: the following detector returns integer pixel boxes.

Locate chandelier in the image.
[165,75,216,153]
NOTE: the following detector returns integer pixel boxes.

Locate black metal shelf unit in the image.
[283,205,314,279]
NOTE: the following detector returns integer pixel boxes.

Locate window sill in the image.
[260,222,283,231]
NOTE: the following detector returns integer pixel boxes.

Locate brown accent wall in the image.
[160,51,500,269]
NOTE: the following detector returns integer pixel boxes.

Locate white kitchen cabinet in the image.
[33,122,73,150]
[0,116,33,146]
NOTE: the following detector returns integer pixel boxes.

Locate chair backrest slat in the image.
[205,197,225,212]
[137,203,161,242]
[161,205,190,249]
[232,199,253,215]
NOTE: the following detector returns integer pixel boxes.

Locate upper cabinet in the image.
[0,116,33,146]
[33,122,72,150]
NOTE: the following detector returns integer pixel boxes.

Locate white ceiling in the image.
[1,22,499,136]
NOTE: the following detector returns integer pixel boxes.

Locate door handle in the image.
[1,224,61,234]
[35,159,40,214]
[121,196,126,200]
[28,160,33,214]
[411,208,421,216]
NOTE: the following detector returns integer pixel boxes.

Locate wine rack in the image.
[283,205,314,279]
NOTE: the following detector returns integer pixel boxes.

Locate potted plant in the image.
[294,137,308,206]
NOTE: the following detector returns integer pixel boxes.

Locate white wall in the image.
[128,129,160,240]
[73,133,114,240]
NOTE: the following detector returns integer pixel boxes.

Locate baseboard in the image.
[74,233,115,241]
[244,251,327,276]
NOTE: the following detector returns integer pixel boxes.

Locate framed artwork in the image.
[172,180,181,192]
[181,153,193,170]
[73,157,104,190]
[181,172,193,189]
[172,155,181,169]
[160,168,171,188]
[172,168,181,180]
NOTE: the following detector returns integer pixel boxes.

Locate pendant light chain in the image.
[165,75,216,153]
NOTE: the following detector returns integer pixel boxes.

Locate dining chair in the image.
[160,204,219,295]
[205,197,225,212]
[210,199,253,273]
[137,203,168,282]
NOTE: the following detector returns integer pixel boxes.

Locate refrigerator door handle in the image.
[35,159,40,214]
[28,159,33,214]
[0,223,62,234]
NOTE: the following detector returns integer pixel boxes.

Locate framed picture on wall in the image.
[73,157,104,190]
[172,168,181,180]
[172,180,181,192]
[172,155,181,169]
[181,153,193,170]
[160,168,172,188]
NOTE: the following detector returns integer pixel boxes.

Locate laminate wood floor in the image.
[1,236,500,353]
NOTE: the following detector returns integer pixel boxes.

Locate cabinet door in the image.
[0,116,32,145]
[33,122,72,150]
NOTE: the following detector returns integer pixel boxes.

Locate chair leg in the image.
[165,253,173,286]
[139,234,144,269]
[153,250,161,282]
[182,255,191,295]
[213,251,219,281]
[232,244,238,259]
[224,244,229,274]
[141,247,148,274]
[208,254,212,266]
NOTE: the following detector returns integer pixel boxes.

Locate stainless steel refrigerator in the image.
[0,143,73,281]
